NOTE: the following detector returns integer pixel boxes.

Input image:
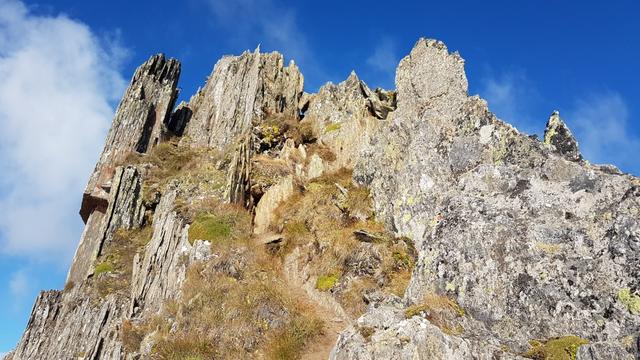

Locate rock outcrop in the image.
[544,110,583,162]
[350,38,639,358]
[182,48,304,149]
[10,38,639,360]
[81,54,180,223]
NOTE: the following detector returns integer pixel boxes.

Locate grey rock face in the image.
[576,342,635,360]
[12,289,126,360]
[183,48,304,149]
[351,37,639,357]
[330,299,525,360]
[302,72,394,170]
[67,166,145,285]
[130,186,197,316]
[81,54,180,222]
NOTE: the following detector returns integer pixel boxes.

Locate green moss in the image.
[617,288,640,315]
[94,261,114,275]
[524,335,589,360]
[324,123,342,133]
[315,273,340,291]
[188,213,232,245]
[393,251,414,269]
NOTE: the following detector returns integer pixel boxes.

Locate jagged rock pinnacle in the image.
[80,54,180,223]
[544,110,582,162]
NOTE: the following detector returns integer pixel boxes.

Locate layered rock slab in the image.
[81,54,180,222]
[182,48,304,149]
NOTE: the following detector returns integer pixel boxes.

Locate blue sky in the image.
[0,0,638,353]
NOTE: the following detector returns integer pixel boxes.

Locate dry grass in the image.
[153,262,323,359]
[120,141,228,205]
[186,202,252,248]
[305,143,337,163]
[260,114,316,147]
[272,169,417,317]
[266,314,324,360]
[251,154,292,190]
[121,320,145,354]
[92,226,153,298]
[152,335,217,360]
[152,204,322,359]
[405,293,465,335]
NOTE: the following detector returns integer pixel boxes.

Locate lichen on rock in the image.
[9,37,640,360]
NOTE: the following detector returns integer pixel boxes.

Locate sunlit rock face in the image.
[8,38,639,360]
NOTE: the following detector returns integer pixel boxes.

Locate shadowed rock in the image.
[544,110,583,162]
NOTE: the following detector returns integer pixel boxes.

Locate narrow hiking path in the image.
[283,247,352,360]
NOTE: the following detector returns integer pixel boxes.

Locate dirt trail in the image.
[283,247,351,360]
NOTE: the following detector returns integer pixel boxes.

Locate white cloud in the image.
[0,0,126,262]
[568,92,639,174]
[479,70,540,135]
[366,37,398,74]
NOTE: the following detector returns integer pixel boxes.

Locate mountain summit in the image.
[6,39,639,360]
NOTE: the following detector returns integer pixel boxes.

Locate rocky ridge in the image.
[6,38,639,360]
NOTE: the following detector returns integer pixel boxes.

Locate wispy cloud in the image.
[205,0,326,89]
[365,37,398,89]
[478,70,540,135]
[206,0,308,61]
[568,92,639,174]
[366,38,398,73]
[0,0,126,262]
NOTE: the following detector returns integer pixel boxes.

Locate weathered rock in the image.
[331,302,526,360]
[13,39,640,360]
[544,110,582,162]
[576,342,636,360]
[130,186,205,316]
[226,134,253,208]
[253,175,295,234]
[68,166,145,285]
[12,289,127,360]
[351,37,639,357]
[303,72,393,170]
[81,54,180,222]
[183,48,304,149]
